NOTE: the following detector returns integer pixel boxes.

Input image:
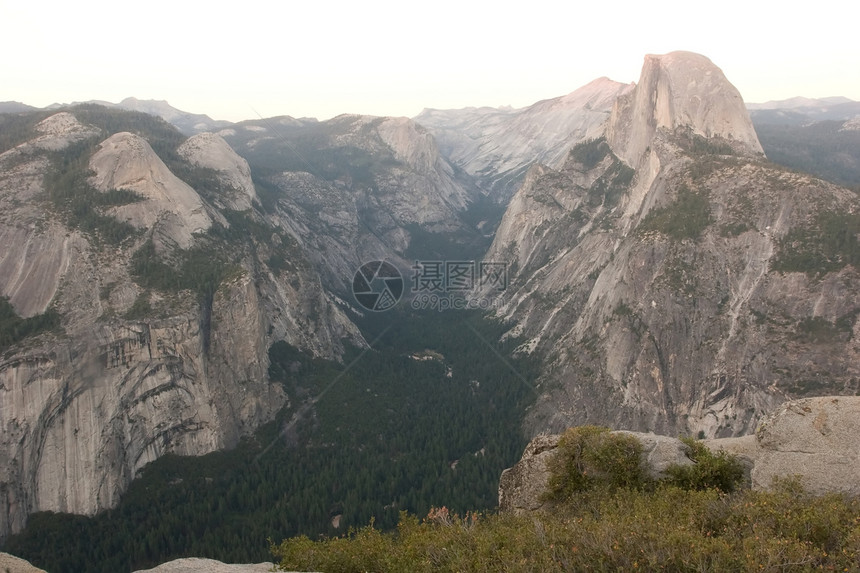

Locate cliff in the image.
[0,108,363,540]
[484,52,859,437]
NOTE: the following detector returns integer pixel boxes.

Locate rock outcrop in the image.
[498,431,694,514]
[89,132,212,249]
[132,558,275,572]
[178,132,257,211]
[708,396,860,495]
[607,51,763,167]
[501,397,860,513]
[0,552,47,573]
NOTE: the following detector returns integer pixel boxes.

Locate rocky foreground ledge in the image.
[131,558,276,572]
[500,396,860,513]
[0,552,46,572]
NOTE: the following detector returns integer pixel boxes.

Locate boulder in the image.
[711,397,860,495]
[498,433,560,513]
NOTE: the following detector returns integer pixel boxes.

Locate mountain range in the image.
[0,51,858,553]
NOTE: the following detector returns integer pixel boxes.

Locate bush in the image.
[664,437,746,492]
[543,426,649,502]
[271,485,860,572]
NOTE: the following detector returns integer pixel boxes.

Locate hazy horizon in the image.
[3,0,858,123]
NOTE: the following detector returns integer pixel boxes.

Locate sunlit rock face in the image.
[607,51,763,167]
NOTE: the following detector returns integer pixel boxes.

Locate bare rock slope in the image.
[607,51,763,167]
[0,552,47,573]
[132,557,275,573]
[89,132,212,248]
[178,132,257,211]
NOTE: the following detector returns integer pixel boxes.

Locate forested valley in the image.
[4,309,539,573]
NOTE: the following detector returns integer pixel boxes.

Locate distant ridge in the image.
[0,101,38,114]
[3,98,231,135]
[747,96,854,110]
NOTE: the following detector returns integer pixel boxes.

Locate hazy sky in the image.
[3,0,857,122]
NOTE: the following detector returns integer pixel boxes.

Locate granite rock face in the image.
[178,132,257,211]
[607,51,763,167]
[89,132,212,248]
[484,52,860,438]
[709,396,860,495]
[497,433,561,513]
[0,552,47,573]
[0,110,363,541]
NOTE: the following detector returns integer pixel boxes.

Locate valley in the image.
[0,50,858,571]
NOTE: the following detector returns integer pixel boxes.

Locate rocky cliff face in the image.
[416,78,633,200]
[220,113,484,290]
[484,52,860,438]
[607,51,763,167]
[0,108,363,540]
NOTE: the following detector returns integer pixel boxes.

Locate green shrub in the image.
[543,426,649,502]
[271,485,860,572]
[664,437,746,492]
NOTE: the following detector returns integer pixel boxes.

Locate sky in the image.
[2,0,858,122]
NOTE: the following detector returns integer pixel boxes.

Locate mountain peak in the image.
[607,51,763,165]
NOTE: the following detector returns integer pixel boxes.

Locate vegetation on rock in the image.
[0,297,61,354]
[772,210,860,277]
[664,437,746,493]
[638,183,712,241]
[543,426,649,500]
[270,433,858,572]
